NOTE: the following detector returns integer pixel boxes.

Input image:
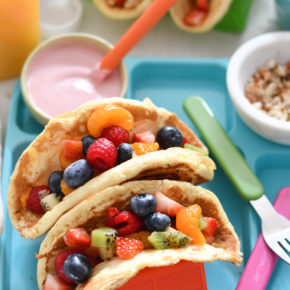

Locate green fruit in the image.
[148,227,192,250]
[198,215,207,231]
[91,227,119,260]
[183,143,208,156]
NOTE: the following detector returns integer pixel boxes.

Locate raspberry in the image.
[86,138,117,171]
[101,126,129,147]
[26,186,51,214]
[54,250,77,284]
[133,131,155,144]
[87,105,134,138]
[116,237,144,260]
[132,142,159,156]
[108,210,142,236]
[63,228,91,251]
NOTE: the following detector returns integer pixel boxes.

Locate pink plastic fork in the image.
[237,186,290,290]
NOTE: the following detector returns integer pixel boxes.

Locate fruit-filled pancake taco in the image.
[37,180,242,290]
[170,0,232,33]
[93,0,151,20]
[8,98,215,239]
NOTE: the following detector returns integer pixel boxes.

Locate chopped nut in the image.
[245,60,290,121]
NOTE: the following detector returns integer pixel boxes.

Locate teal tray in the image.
[1,58,289,290]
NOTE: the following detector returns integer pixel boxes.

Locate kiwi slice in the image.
[198,215,207,231]
[91,227,119,260]
[148,227,192,250]
[183,143,208,156]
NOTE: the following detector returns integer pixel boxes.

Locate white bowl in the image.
[227,32,290,145]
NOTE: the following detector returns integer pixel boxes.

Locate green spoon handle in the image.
[184,96,264,201]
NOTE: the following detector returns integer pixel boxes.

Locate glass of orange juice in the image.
[0,0,40,80]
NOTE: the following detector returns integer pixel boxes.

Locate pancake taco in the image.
[8,98,215,239]
[37,180,242,289]
[93,0,151,20]
[170,0,232,33]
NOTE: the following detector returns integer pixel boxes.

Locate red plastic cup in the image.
[118,261,207,290]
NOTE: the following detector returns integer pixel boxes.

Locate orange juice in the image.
[0,0,40,80]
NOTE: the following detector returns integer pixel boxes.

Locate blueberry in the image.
[48,171,64,197]
[130,193,156,217]
[117,143,133,164]
[157,126,183,149]
[64,159,93,189]
[63,253,92,284]
[81,135,96,156]
[143,212,171,232]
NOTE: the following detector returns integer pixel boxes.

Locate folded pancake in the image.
[8,97,215,239]
[37,180,242,289]
[93,0,151,20]
[170,0,232,33]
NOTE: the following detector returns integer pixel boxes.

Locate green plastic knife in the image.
[183,96,264,201]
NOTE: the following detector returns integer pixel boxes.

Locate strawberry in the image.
[43,274,72,290]
[54,250,76,284]
[196,0,209,11]
[26,186,51,214]
[116,237,144,260]
[64,140,84,160]
[183,9,207,26]
[63,228,91,251]
[202,217,218,237]
[101,126,129,147]
[182,137,190,147]
[133,131,155,144]
[115,0,126,7]
[154,191,184,217]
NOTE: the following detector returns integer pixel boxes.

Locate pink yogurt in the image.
[27,41,123,117]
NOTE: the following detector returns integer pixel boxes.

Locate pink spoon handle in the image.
[237,186,290,290]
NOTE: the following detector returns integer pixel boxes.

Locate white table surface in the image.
[0,0,280,143]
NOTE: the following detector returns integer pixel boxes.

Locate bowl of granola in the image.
[227,32,290,145]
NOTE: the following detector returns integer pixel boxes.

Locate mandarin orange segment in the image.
[87,105,134,138]
[176,204,205,245]
[60,179,74,196]
[132,142,159,156]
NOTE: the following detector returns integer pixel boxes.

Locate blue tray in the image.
[1,58,289,290]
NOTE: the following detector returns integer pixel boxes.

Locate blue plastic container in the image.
[1,58,289,290]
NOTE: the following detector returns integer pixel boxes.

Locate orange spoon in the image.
[92,0,178,81]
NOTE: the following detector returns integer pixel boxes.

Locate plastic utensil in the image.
[183,96,290,265]
[237,186,290,290]
[93,0,178,81]
[119,261,207,290]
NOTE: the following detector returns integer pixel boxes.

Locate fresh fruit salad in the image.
[26,104,207,216]
[42,191,218,288]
